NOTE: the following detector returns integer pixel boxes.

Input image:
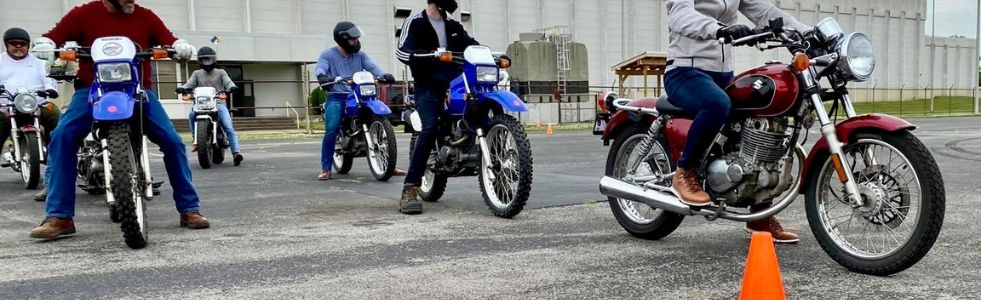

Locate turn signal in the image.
[498,58,511,68]
[152,49,170,60]
[59,50,77,61]
[438,52,453,63]
[831,153,849,183]
[181,94,191,101]
[792,52,810,71]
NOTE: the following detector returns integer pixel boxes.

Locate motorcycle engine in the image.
[436,120,479,173]
[706,118,795,206]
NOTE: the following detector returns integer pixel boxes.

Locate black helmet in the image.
[428,0,458,14]
[333,21,363,54]
[3,27,30,44]
[197,46,218,72]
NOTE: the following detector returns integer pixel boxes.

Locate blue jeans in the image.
[664,67,734,169]
[404,88,443,186]
[45,88,200,218]
[188,102,240,153]
[320,93,346,171]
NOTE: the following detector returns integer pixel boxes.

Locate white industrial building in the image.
[0,0,975,121]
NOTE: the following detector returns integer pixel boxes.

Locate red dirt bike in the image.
[597,18,944,275]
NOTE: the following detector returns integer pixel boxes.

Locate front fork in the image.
[810,93,865,206]
[477,128,495,181]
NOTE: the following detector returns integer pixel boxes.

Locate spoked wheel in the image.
[106,123,149,249]
[18,133,41,189]
[805,131,945,275]
[478,114,533,218]
[606,126,684,239]
[366,117,398,181]
[416,134,447,202]
[196,120,213,169]
[333,133,353,174]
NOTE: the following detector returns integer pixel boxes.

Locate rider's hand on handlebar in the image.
[42,89,59,99]
[171,39,195,61]
[379,74,396,83]
[717,24,755,45]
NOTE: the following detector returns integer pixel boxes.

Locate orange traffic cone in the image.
[739,232,786,300]
[546,123,554,136]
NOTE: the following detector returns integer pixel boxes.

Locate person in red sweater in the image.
[29,0,209,240]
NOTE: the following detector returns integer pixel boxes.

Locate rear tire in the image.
[106,123,148,249]
[606,126,684,240]
[333,133,354,174]
[19,133,41,189]
[367,118,398,181]
[414,136,447,202]
[196,120,213,169]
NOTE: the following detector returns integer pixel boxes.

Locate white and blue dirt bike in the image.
[408,46,533,218]
[0,87,52,189]
[324,72,399,181]
[54,36,174,249]
[178,87,232,169]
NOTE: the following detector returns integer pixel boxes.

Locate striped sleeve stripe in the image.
[397,12,423,48]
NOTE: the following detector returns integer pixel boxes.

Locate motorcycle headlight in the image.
[476,66,499,83]
[837,33,875,82]
[359,85,377,97]
[195,96,214,110]
[97,62,133,83]
[13,94,39,114]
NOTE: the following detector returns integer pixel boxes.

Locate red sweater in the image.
[43,1,178,88]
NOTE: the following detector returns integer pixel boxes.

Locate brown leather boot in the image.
[671,167,711,206]
[180,212,211,229]
[399,185,423,214]
[746,217,800,244]
[30,218,76,239]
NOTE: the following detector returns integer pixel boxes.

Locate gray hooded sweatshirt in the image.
[666,0,810,73]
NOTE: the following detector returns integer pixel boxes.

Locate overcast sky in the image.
[926,0,978,37]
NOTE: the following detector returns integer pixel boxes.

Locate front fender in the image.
[600,98,659,143]
[92,91,135,121]
[364,99,392,116]
[799,113,917,194]
[479,91,527,112]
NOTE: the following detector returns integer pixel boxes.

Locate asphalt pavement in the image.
[1,117,980,299]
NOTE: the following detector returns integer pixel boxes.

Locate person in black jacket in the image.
[395,0,479,214]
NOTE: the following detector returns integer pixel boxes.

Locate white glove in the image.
[172,39,195,61]
[32,37,56,61]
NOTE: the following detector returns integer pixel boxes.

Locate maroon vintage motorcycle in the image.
[597,18,944,275]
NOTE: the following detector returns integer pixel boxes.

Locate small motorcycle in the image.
[406,46,533,218]
[0,86,52,189]
[324,72,400,181]
[54,36,174,249]
[178,86,232,169]
[598,18,944,275]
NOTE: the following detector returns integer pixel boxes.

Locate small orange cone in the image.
[546,123,554,136]
[739,232,786,300]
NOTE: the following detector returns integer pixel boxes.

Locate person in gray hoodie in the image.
[664,0,809,243]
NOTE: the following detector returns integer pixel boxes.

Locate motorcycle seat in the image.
[655,95,691,118]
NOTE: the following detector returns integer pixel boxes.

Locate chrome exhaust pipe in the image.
[599,176,693,216]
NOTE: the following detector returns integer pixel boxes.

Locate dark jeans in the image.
[404,88,444,186]
[320,93,347,170]
[45,88,200,218]
[664,67,734,169]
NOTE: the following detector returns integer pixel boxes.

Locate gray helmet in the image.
[197,46,218,71]
[3,27,30,44]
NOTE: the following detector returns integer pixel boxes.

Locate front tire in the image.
[212,129,226,165]
[19,132,41,189]
[367,118,398,181]
[805,131,944,275]
[478,114,533,218]
[196,120,213,169]
[106,123,148,249]
[606,126,684,239]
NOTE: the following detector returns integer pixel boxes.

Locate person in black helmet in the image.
[394,0,479,214]
[1,27,63,193]
[177,46,244,166]
[314,21,399,181]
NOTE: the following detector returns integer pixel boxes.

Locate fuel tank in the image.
[725,63,800,117]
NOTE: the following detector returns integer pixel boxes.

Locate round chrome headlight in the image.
[13,94,39,114]
[837,32,875,82]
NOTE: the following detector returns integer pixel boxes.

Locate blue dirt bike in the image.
[325,72,399,181]
[54,36,174,249]
[407,46,533,218]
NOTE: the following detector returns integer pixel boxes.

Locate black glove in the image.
[227,86,239,93]
[175,87,188,94]
[44,89,59,99]
[317,74,332,86]
[379,74,396,83]
[716,24,754,44]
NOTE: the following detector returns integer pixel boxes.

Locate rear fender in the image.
[92,91,135,121]
[479,90,527,112]
[601,98,659,145]
[799,113,917,194]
